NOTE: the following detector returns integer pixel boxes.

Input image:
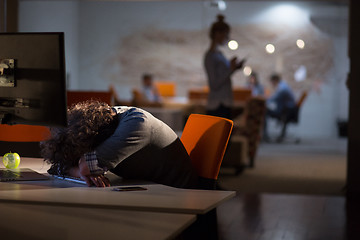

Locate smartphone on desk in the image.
[112,186,147,192]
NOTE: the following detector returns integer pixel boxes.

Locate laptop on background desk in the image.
[0,168,49,182]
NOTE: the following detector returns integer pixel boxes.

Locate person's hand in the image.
[84,174,111,188]
[230,57,246,72]
[78,156,110,187]
[230,57,238,72]
[237,58,246,69]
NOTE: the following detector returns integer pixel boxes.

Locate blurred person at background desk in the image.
[263,73,296,142]
[204,14,245,119]
[141,73,162,103]
[247,71,264,97]
[131,73,163,107]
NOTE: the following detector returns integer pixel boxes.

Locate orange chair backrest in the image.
[67,91,114,107]
[0,124,51,142]
[180,114,233,180]
[154,81,176,97]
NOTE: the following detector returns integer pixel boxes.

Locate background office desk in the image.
[0,202,196,240]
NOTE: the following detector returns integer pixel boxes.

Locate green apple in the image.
[3,152,21,169]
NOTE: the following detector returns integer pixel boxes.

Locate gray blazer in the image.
[95,106,198,189]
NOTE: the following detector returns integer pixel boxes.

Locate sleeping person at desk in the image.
[40,100,199,189]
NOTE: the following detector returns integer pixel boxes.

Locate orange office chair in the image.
[154,81,176,97]
[180,114,233,189]
[0,124,51,157]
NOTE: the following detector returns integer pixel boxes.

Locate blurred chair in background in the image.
[222,97,266,173]
[155,81,176,98]
[274,90,308,143]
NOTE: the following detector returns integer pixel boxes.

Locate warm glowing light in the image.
[296,39,305,49]
[243,66,252,76]
[228,40,238,50]
[265,44,275,54]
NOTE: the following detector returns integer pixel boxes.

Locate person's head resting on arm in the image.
[40,100,118,186]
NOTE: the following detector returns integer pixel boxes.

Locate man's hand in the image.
[78,156,110,187]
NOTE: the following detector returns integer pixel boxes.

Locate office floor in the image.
[219,137,347,196]
[216,193,350,240]
[215,137,356,240]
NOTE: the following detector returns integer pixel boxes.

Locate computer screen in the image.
[0,32,67,127]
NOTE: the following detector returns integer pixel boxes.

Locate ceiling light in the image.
[228,40,238,50]
[265,44,275,54]
[243,66,252,76]
[296,39,305,49]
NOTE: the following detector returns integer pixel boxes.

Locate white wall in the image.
[77,1,206,97]
[18,1,349,138]
[18,0,79,89]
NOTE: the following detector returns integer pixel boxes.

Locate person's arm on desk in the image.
[68,155,110,187]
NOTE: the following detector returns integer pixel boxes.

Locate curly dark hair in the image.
[40,100,119,175]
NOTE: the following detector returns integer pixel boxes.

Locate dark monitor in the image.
[0,32,67,127]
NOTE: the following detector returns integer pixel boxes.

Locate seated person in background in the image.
[40,100,199,189]
[132,73,163,107]
[247,71,264,97]
[141,73,161,103]
[263,73,296,141]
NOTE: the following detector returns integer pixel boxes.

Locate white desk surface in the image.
[0,158,236,214]
[0,202,195,240]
